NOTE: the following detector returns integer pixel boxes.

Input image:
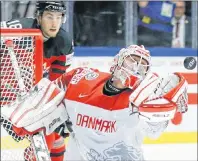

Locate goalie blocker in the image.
[2,78,67,137]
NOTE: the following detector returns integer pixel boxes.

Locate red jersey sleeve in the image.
[53,68,78,91]
[49,52,73,81]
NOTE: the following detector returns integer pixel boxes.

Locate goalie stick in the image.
[1,39,51,161]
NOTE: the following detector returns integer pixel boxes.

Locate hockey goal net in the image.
[0,29,43,161]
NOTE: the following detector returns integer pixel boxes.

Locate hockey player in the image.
[2,45,188,160]
[1,1,73,161]
[1,1,73,79]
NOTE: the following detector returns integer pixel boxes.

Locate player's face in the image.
[39,11,63,38]
[112,55,149,89]
[123,55,148,76]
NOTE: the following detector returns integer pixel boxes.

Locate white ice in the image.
[143,144,197,161]
[1,144,197,161]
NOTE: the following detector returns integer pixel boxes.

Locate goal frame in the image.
[0,28,43,84]
[1,28,47,161]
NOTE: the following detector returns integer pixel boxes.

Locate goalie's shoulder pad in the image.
[70,67,100,84]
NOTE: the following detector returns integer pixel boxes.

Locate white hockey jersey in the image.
[54,67,169,161]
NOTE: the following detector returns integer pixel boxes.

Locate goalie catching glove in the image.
[1,78,67,136]
[130,72,188,124]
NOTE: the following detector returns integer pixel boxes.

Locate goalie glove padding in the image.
[163,73,188,114]
[129,72,159,107]
[1,78,66,135]
[131,72,188,124]
[138,98,176,122]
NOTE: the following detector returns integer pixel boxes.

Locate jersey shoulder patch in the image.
[70,67,99,85]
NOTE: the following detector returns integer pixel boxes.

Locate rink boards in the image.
[1,56,197,150]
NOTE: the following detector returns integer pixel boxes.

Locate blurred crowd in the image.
[2,1,194,48]
[73,1,192,48]
[138,1,192,48]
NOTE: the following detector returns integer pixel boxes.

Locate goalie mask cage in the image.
[1,29,43,161]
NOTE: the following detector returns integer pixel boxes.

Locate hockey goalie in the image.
[1,45,188,160]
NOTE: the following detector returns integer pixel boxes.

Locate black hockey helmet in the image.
[36,1,66,15]
[35,1,66,22]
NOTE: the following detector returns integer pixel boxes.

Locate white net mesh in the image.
[0,37,34,104]
[1,34,40,161]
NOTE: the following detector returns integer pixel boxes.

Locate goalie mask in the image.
[36,1,67,23]
[110,45,151,90]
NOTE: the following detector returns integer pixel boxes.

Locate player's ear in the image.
[37,15,42,26]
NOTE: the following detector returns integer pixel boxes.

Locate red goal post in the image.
[0,29,43,105]
[1,29,44,161]
[1,29,43,84]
